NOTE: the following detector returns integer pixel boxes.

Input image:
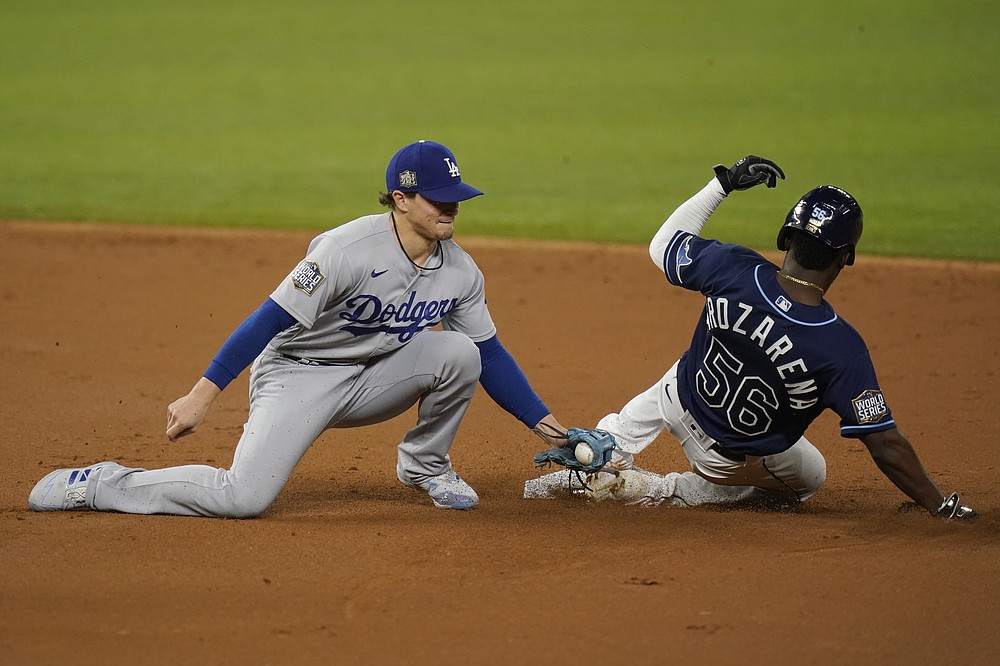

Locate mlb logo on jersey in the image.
[291,260,326,296]
[852,389,888,424]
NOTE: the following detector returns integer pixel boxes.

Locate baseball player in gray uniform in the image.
[29,140,568,516]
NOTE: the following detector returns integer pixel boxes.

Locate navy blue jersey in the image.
[661,231,895,455]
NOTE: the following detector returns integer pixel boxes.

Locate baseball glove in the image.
[533,427,619,475]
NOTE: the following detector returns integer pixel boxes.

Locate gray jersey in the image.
[269,212,497,362]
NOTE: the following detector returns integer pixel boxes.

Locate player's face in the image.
[403,193,460,242]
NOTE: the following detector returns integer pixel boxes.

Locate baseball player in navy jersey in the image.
[30,139,569,516]
[528,155,976,521]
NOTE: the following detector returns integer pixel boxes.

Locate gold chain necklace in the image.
[778,271,825,295]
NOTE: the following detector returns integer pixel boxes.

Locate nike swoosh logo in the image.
[371,269,389,278]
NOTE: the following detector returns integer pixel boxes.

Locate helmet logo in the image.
[811,205,833,222]
[807,205,834,234]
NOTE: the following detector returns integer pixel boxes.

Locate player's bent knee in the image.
[223,500,271,519]
[439,332,482,380]
[763,439,826,502]
[214,483,281,519]
[797,449,827,500]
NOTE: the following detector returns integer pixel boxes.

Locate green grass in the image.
[2,0,998,260]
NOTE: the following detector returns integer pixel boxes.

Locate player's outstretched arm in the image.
[165,298,297,442]
[861,427,977,520]
[166,376,222,442]
[648,155,784,269]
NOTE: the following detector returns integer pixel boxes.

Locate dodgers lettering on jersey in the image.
[661,231,894,455]
[268,213,497,362]
[338,292,459,343]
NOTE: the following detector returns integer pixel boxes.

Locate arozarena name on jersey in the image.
[704,296,819,410]
[338,292,458,343]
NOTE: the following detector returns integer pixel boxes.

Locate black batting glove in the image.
[713,155,785,194]
[935,492,978,521]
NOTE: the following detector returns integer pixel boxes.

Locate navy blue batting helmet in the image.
[777,186,864,265]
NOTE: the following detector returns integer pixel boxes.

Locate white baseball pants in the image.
[597,360,827,506]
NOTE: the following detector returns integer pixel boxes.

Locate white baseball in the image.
[574,443,594,466]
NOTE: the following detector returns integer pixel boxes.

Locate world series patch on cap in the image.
[385,140,484,203]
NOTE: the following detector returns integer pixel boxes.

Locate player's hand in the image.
[713,155,785,194]
[935,492,978,521]
[166,378,221,442]
[531,414,569,449]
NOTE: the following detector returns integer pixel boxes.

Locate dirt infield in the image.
[1,221,998,665]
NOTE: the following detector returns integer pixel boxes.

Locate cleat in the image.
[28,461,122,512]
[397,466,479,510]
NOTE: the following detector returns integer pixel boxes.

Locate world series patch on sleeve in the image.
[291,259,326,295]
[852,389,888,423]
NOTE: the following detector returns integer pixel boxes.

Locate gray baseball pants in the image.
[88,330,481,517]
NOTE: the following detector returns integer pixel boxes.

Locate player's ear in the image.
[391,190,410,211]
